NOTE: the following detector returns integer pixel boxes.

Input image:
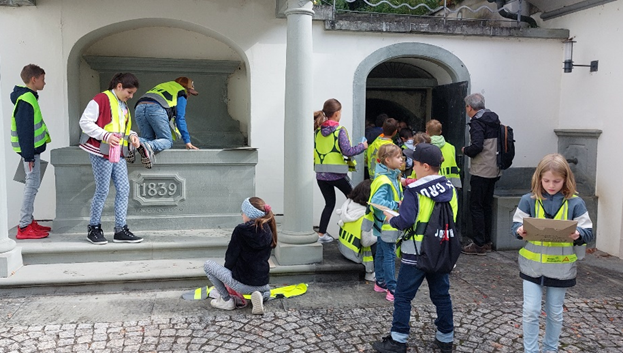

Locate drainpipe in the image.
[488,0,537,28]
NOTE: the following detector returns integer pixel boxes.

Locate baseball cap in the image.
[174,77,198,96]
[404,143,443,167]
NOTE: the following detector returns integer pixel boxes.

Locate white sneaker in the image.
[318,233,334,243]
[364,272,376,282]
[251,291,265,315]
[210,297,235,310]
[208,288,221,300]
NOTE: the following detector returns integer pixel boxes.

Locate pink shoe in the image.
[386,291,395,302]
[374,282,387,293]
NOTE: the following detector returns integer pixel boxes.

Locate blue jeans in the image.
[135,103,173,152]
[390,263,454,344]
[523,280,567,353]
[19,154,41,228]
[374,239,397,292]
[89,154,130,228]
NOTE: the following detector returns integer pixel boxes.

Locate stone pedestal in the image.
[51,147,257,233]
[0,247,22,278]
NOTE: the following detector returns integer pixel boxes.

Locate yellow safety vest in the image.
[11,89,51,153]
[518,197,583,281]
[141,81,184,140]
[361,174,403,242]
[314,126,349,173]
[366,137,394,179]
[439,143,461,183]
[80,90,132,155]
[338,217,374,272]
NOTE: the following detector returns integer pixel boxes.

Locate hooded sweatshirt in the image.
[464,109,501,178]
[370,162,403,238]
[11,86,47,161]
[430,135,462,188]
[224,221,274,286]
[316,121,366,181]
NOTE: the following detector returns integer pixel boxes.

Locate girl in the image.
[314,98,367,243]
[204,197,277,315]
[511,153,593,353]
[336,179,376,281]
[362,143,404,301]
[79,73,143,245]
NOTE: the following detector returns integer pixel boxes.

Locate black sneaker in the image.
[372,335,406,353]
[87,224,108,245]
[113,225,143,243]
[434,338,453,353]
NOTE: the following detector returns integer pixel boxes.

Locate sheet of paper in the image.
[367,202,399,217]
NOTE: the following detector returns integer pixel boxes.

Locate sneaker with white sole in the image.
[113,225,144,243]
[251,291,265,315]
[318,233,334,243]
[87,224,107,245]
[210,297,235,310]
[137,142,154,169]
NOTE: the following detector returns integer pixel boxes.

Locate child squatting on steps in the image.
[204,197,277,315]
[511,153,593,353]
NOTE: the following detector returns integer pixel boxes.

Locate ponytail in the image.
[314,110,326,131]
[248,197,278,248]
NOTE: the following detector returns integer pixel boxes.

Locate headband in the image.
[241,197,266,220]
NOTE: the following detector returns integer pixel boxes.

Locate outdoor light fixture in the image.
[563,39,598,73]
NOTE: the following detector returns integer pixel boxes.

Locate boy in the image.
[366,117,398,179]
[10,64,52,239]
[372,143,457,353]
[426,119,462,188]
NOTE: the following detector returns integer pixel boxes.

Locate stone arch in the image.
[66,18,250,146]
[351,42,471,184]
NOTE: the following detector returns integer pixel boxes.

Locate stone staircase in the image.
[0,222,364,296]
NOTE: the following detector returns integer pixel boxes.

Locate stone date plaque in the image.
[131,173,186,206]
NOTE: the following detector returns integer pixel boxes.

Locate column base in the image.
[0,247,23,278]
[274,235,323,266]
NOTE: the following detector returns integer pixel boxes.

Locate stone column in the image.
[0,64,23,278]
[274,0,323,265]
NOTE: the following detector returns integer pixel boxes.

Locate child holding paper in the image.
[511,153,593,353]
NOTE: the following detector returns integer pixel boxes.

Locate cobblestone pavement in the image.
[1,250,623,352]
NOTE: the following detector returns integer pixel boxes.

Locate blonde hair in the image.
[531,153,577,200]
[426,119,442,136]
[313,110,326,131]
[413,132,431,145]
[377,144,402,166]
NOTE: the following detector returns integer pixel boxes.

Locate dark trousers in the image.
[317,177,353,234]
[469,175,499,247]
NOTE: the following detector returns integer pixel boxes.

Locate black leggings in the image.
[317,177,353,234]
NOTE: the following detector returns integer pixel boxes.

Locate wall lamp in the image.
[563,39,598,73]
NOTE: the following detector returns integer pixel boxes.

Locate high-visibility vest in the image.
[439,143,461,184]
[338,217,374,272]
[398,188,458,260]
[314,126,349,173]
[141,81,184,140]
[81,90,132,156]
[518,197,584,281]
[11,89,51,153]
[362,174,403,242]
[366,137,393,179]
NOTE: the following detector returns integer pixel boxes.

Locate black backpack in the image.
[414,201,461,273]
[485,121,515,170]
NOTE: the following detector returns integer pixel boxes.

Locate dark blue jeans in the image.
[390,263,454,344]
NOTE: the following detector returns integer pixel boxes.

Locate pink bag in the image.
[108,133,122,163]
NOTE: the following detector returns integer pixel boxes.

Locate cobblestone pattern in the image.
[1,296,621,353]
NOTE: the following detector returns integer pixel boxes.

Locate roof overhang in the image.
[528,0,617,20]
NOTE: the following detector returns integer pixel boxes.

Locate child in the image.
[10,64,52,239]
[204,197,277,315]
[373,143,457,353]
[367,118,399,179]
[362,144,403,301]
[79,73,143,245]
[336,179,376,281]
[402,131,432,185]
[314,98,368,243]
[511,153,593,353]
[426,119,462,189]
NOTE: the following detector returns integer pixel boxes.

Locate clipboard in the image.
[522,217,577,242]
[14,159,48,184]
[367,202,399,217]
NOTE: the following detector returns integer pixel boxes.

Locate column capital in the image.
[276,0,315,17]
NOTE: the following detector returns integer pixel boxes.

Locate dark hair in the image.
[248,197,278,248]
[399,128,413,140]
[382,118,399,136]
[375,113,389,127]
[20,64,45,84]
[348,179,372,207]
[322,98,342,119]
[107,73,139,91]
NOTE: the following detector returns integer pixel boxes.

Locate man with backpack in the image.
[372,143,458,353]
[461,93,501,255]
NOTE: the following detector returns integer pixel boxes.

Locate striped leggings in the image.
[204,260,271,301]
[89,153,130,228]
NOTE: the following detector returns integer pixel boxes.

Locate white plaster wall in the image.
[542,1,623,257]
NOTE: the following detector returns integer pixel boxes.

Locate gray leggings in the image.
[203,260,271,301]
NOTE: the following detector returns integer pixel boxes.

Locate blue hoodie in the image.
[370,162,402,237]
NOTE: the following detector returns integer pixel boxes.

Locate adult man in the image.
[461,93,501,255]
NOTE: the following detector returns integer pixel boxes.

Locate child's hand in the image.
[129,135,140,148]
[400,178,407,187]
[516,225,526,238]
[108,134,121,147]
[383,210,394,221]
[362,141,368,149]
[569,230,580,241]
